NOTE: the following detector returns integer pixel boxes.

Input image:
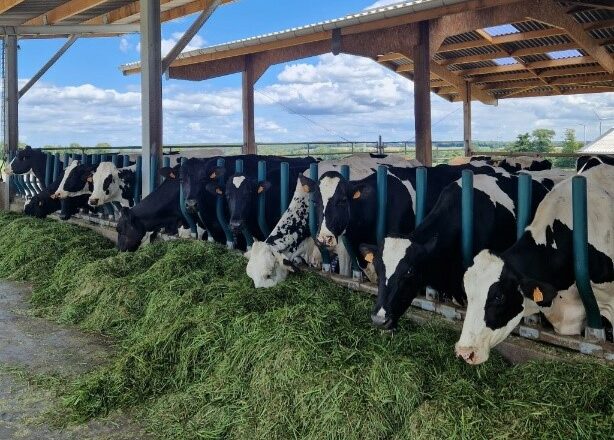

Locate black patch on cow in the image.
[484,266,524,330]
[102,174,113,194]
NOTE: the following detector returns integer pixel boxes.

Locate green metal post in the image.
[216,158,234,248]
[134,156,142,203]
[572,176,604,334]
[235,159,253,247]
[280,162,289,215]
[179,157,198,237]
[415,166,427,227]
[461,170,474,269]
[376,165,387,244]
[340,165,361,279]
[309,163,330,270]
[44,153,52,188]
[53,153,60,182]
[257,160,269,237]
[516,173,532,240]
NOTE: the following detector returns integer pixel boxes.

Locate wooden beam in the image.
[438,50,509,66]
[463,82,472,157]
[377,52,406,62]
[538,64,604,77]
[459,56,594,76]
[528,56,595,69]
[430,62,497,104]
[528,0,614,73]
[472,71,536,83]
[459,63,526,76]
[242,55,256,155]
[571,1,614,11]
[0,0,24,14]
[414,21,432,166]
[500,85,614,98]
[510,42,578,57]
[548,72,614,85]
[438,28,566,53]
[583,19,614,32]
[24,0,110,26]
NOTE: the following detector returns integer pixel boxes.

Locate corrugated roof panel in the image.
[512,21,552,33]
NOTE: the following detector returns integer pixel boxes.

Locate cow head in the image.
[180,158,222,213]
[246,241,297,288]
[362,234,437,330]
[299,172,372,249]
[53,160,94,199]
[116,207,146,252]
[89,162,120,207]
[206,173,272,233]
[24,192,59,219]
[456,250,558,364]
[6,145,40,175]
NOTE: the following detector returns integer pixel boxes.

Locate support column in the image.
[414,20,432,166]
[140,0,163,197]
[3,35,18,207]
[242,55,256,155]
[463,81,472,157]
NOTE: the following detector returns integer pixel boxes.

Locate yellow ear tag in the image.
[302,184,310,193]
[353,190,361,199]
[364,252,374,263]
[257,186,264,194]
[209,172,217,179]
[215,188,223,195]
[533,287,543,302]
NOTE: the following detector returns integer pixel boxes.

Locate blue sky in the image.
[17,0,614,147]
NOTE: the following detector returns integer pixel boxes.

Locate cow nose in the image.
[52,192,61,199]
[185,199,197,212]
[371,309,394,330]
[230,220,243,231]
[89,198,99,206]
[455,346,478,364]
[317,234,337,248]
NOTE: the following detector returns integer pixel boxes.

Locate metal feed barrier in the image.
[8,149,612,360]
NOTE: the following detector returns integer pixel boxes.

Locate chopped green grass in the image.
[0,212,612,439]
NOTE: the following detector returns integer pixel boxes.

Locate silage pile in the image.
[0,212,612,439]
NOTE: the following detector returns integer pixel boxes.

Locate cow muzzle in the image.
[371,311,395,330]
[317,233,337,248]
[89,198,99,207]
[185,199,198,212]
[455,346,484,365]
[229,220,244,232]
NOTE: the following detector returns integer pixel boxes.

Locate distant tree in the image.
[511,132,532,152]
[94,142,112,150]
[531,128,555,153]
[555,129,582,168]
[68,142,83,151]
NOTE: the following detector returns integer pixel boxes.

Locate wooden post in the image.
[414,20,432,166]
[463,81,472,157]
[3,35,18,208]
[242,55,256,155]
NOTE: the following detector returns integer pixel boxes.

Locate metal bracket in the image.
[439,304,459,321]
[585,327,606,342]
[425,286,438,301]
[579,341,603,356]
[352,270,363,282]
[519,325,539,339]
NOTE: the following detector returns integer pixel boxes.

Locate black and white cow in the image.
[496,157,552,173]
[53,160,96,199]
[88,162,136,208]
[116,166,193,251]
[5,145,48,190]
[362,170,551,330]
[245,154,420,288]
[456,164,614,364]
[208,158,315,240]
[576,154,614,173]
[300,163,498,273]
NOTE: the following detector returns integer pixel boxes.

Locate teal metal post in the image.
[134,156,142,203]
[461,170,474,269]
[257,160,269,236]
[516,173,532,240]
[309,163,330,270]
[83,154,90,165]
[572,176,604,334]
[53,153,60,182]
[45,153,52,188]
[280,162,289,215]
[91,154,99,166]
[415,166,427,227]
[122,154,130,168]
[179,157,198,237]
[150,155,158,193]
[340,165,361,279]
[216,158,234,248]
[62,153,69,172]
[376,165,387,244]
[162,156,170,182]
[234,159,253,247]
[112,154,120,168]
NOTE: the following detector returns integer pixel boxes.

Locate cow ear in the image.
[518,277,557,306]
[159,167,176,179]
[298,175,317,193]
[350,183,373,200]
[359,243,378,264]
[205,182,224,196]
[257,180,272,194]
[209,166,226,180]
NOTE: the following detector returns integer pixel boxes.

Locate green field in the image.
[0,212,611,439]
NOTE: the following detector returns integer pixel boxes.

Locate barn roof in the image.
[582,127,614,153]
[120,0,614,105]
[0,0,234,38]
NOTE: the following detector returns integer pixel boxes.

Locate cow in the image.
[245,154,420,288]
[116,166,194,251]
[5,145,48,190]
[576,154,614,173]
[300,162,498,276]
[456,164,614,365]
[496,156,552,173]
[53,160,96,199]
[88,162,136,208]
[206,158,315,241]
[362,170,551,331]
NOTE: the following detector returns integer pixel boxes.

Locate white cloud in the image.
[365,0,404,10]
[135,32,206,57]
[119,37,132,53]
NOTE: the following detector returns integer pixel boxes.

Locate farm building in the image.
[0,1,613,439]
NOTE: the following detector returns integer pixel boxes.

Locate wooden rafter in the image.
[24,0,110,26]
[377,53,406,62]
[438,28,568,52]
[528,0,614,73]
[459,55,595,76]
[429,61,497,104]
[0,0,24,14]
[569,1,614,11]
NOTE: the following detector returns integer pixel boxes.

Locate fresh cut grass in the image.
[0,211,612,439]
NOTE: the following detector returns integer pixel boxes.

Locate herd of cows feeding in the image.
[5,147,614,364]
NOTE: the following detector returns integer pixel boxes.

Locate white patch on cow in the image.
[55,160,90,199]
[6,156,15,175]
[456,250,524,365]
[90,162,135,207]
[456,174,515,215]
[382,237,411,286]
[317,176,341,244]
[246,241,291,288]
[526,169,573,186]
[390,172,416,214]
[375,307,386,318]
[232,175,246,189]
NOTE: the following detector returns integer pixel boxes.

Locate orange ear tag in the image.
[533,287,543,302]
[364,252,374,263]
[302,185,310,193]
[353,190,361,199]
[257,186,264,194]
